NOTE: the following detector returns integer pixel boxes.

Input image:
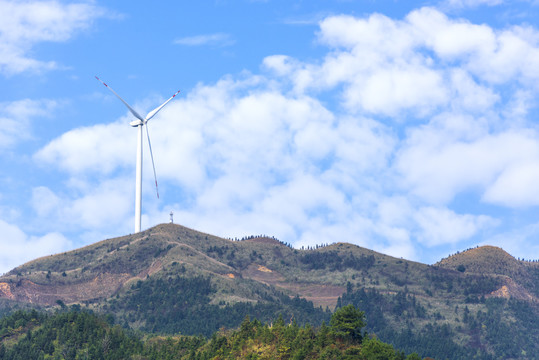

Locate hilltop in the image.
[1,224,538,359]
[437,245,524,276]
[436,245,538,301]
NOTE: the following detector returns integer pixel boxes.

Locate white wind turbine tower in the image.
[96,76,180,233]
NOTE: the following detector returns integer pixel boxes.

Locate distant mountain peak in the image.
[436,245,519,276]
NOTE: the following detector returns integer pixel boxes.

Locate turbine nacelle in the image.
[130,119,145,127]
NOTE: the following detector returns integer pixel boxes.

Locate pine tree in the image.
[329,304,366,342]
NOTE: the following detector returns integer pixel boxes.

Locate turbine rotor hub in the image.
[130,120,144,127]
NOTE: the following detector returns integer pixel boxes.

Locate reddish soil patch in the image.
[277,282,345,309]
[489,277,535,301]
[242,264,344,309]
[2,273,131,306]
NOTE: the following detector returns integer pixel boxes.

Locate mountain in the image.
[0,223,379,310]
[1,223,538,359]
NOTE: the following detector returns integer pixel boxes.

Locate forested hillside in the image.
[0,306,423,360]
[338,284,539,359]
[109,274,330,336]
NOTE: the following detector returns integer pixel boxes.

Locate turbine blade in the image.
[145,123,160,199]
[95,76,145,122]
[145,90,181,121]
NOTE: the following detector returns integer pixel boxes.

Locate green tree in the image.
[330,304,366,342]
[360,337,398,360]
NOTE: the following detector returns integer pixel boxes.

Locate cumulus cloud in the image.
[0,99,58,150]
[0,0,105,75]
[483,162,539,207]
[264,7,539,116]
[408,8,539,84]
[0,219,71,274]
[35,120,133,174]
[414,206,495,246]
[396,119,539,204]
[31,177,133,232]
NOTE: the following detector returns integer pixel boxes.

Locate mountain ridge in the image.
[1,223,537,307]
[1,223,538,359]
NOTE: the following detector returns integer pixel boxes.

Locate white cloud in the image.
[0,99,58,150]
[408,7,498,59]
[32,186,61,217]
[377,234,416,260]
[312,13,448,115]
[317,13,416,54]
[448,69,499,111]
[483,162,539,207]
[0,219,71,274]
[343,65,447,116]
[396,115,539,204]
[0,0,105,75]
[174,33,235,47]
[34,120,133,174]
[376,197,412,228]
[31,178,133,232]
[414,206,495,246]
[503,89,535,122]
[408,8,539,84]
[262,55,299,77]
[262,7,539,118]
[69,178,133,229]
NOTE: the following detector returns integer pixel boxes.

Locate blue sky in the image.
[2,0,539,273]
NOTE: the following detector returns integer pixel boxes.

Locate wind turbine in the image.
[96,76,180,233]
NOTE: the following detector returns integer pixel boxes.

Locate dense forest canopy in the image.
[0,305,424,360]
